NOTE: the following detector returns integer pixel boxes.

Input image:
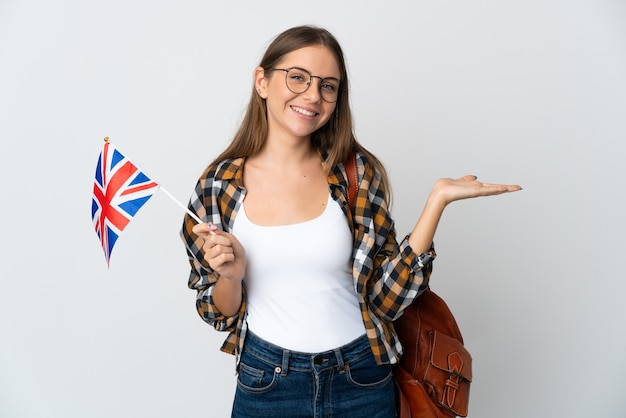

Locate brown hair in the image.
[210,25,391,203]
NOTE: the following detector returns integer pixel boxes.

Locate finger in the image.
[209,252,236,272]
[478,182,522,190]
[476,183,521,196]
[192,223,211,238]
[192,222,219,237]
[203,232,234,250]
[206,243,234,259]
[459,174,478,182]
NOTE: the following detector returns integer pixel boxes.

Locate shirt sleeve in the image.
[180,168,242,334]
[355,160,436,322]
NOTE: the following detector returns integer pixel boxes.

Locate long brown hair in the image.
[210,25,391,203]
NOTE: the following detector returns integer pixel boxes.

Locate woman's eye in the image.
[321,82,337,91]
[289,73,307,83]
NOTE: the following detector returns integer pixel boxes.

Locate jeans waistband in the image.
[243,331,371,376]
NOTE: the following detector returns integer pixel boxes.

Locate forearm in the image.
[408,188,446,255]
[212,276,243,317]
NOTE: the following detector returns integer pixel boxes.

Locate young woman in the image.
[181,25,521,418]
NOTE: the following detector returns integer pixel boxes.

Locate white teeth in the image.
[292,106,316,117]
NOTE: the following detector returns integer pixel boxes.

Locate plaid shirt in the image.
[180,152,436,365]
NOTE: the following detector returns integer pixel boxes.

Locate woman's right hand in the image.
[192,223,246,283]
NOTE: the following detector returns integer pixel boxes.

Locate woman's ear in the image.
[254,67,267,99]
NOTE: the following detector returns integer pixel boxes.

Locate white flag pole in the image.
[159,186,203,224]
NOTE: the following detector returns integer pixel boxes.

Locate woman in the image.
[181,25,521,418]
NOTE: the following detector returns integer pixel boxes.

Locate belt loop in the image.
[280,350,290,377]
[334,348,346,374]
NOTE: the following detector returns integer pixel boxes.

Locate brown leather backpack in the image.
[393,289,473,417]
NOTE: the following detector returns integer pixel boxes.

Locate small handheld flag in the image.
[92,138,160,266]
[91,138,205,267]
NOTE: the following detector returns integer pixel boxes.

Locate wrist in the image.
[219,274,244,285]
[425,186,448,212]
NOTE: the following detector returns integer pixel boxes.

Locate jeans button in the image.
[313,356,328,365]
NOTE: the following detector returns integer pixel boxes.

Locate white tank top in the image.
[233,194,366,352]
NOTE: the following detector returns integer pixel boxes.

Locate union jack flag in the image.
[92,140,159,266]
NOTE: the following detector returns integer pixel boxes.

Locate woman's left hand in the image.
[432,175,522,207]
[408,175,522,254]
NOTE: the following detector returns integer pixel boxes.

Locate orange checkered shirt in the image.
[180,152,435,365]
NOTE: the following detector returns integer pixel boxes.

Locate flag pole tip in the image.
[104,137,109,142]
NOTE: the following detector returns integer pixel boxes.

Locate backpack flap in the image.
[423,330,472,417]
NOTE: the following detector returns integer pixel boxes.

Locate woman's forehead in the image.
[275,46,341,78]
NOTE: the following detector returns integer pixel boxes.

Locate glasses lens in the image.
[319,78,339,103]
[286,68,310,94]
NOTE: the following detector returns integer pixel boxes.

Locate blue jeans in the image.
[232,331,396,418]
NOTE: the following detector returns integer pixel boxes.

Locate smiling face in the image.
[256,45,340,143]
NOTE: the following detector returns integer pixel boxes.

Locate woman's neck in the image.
[251,135,318,169]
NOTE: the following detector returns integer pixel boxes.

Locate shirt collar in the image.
[216,154,350,191]
[215,157,245,189]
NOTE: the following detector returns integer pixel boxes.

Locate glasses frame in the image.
[268,67,342,103]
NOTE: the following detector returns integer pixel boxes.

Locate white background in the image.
[1,1,625,417]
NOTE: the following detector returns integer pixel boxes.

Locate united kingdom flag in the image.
[92,140,159,266]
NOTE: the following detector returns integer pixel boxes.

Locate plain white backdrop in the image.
[1,1,625,417]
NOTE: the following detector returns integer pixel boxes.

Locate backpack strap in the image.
[345,153,358,209]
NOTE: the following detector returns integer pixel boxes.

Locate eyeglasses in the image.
[269,67,341,103]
